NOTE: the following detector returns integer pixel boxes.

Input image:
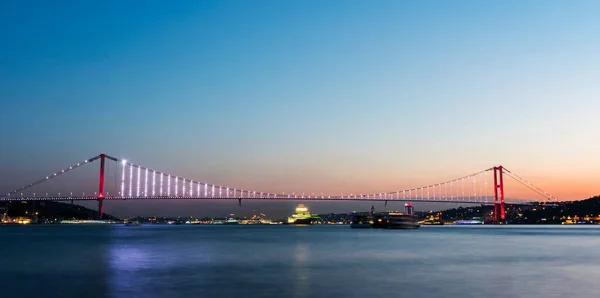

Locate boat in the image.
[421,220,444,225]
[454,218,483,225]
[386,213,420,229]
[350,212,372,229]
[287,204,320,224]
[371,203,420,229]
[223,217,239,225]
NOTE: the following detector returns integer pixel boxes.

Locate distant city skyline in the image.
[1,0,599,216]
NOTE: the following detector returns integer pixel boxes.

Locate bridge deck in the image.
[0,196,523,204]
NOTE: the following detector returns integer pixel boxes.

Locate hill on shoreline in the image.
[434,195,600,224]
[0,200,117,221]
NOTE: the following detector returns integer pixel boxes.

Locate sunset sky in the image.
[1,0,599,217]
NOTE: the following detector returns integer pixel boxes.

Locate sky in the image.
[1,0,599,217]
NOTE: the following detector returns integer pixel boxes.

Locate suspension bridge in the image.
[2,153,560,222]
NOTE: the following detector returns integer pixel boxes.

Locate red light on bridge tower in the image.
[97,153,106,220]
[493,166,505,223]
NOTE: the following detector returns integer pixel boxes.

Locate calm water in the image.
[1,225,600,298]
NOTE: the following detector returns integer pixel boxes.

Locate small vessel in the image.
[454,218,483,225]
[350,212,372,229]
[223,217,239,225]
[421,220,444,225]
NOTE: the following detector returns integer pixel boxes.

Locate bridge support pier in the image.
[493,166,505,223]
[97,154,106,220]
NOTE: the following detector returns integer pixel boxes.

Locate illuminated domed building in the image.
[287,204,320,224]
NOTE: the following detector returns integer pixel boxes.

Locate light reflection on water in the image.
[292,242,309,298]
[1,225,600,298]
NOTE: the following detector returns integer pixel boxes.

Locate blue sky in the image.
[1,0,599,217]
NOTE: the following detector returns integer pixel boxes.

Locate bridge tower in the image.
[493,166,505,223]
[97,153,106,220]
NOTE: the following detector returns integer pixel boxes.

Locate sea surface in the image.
[1,224,600,298]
